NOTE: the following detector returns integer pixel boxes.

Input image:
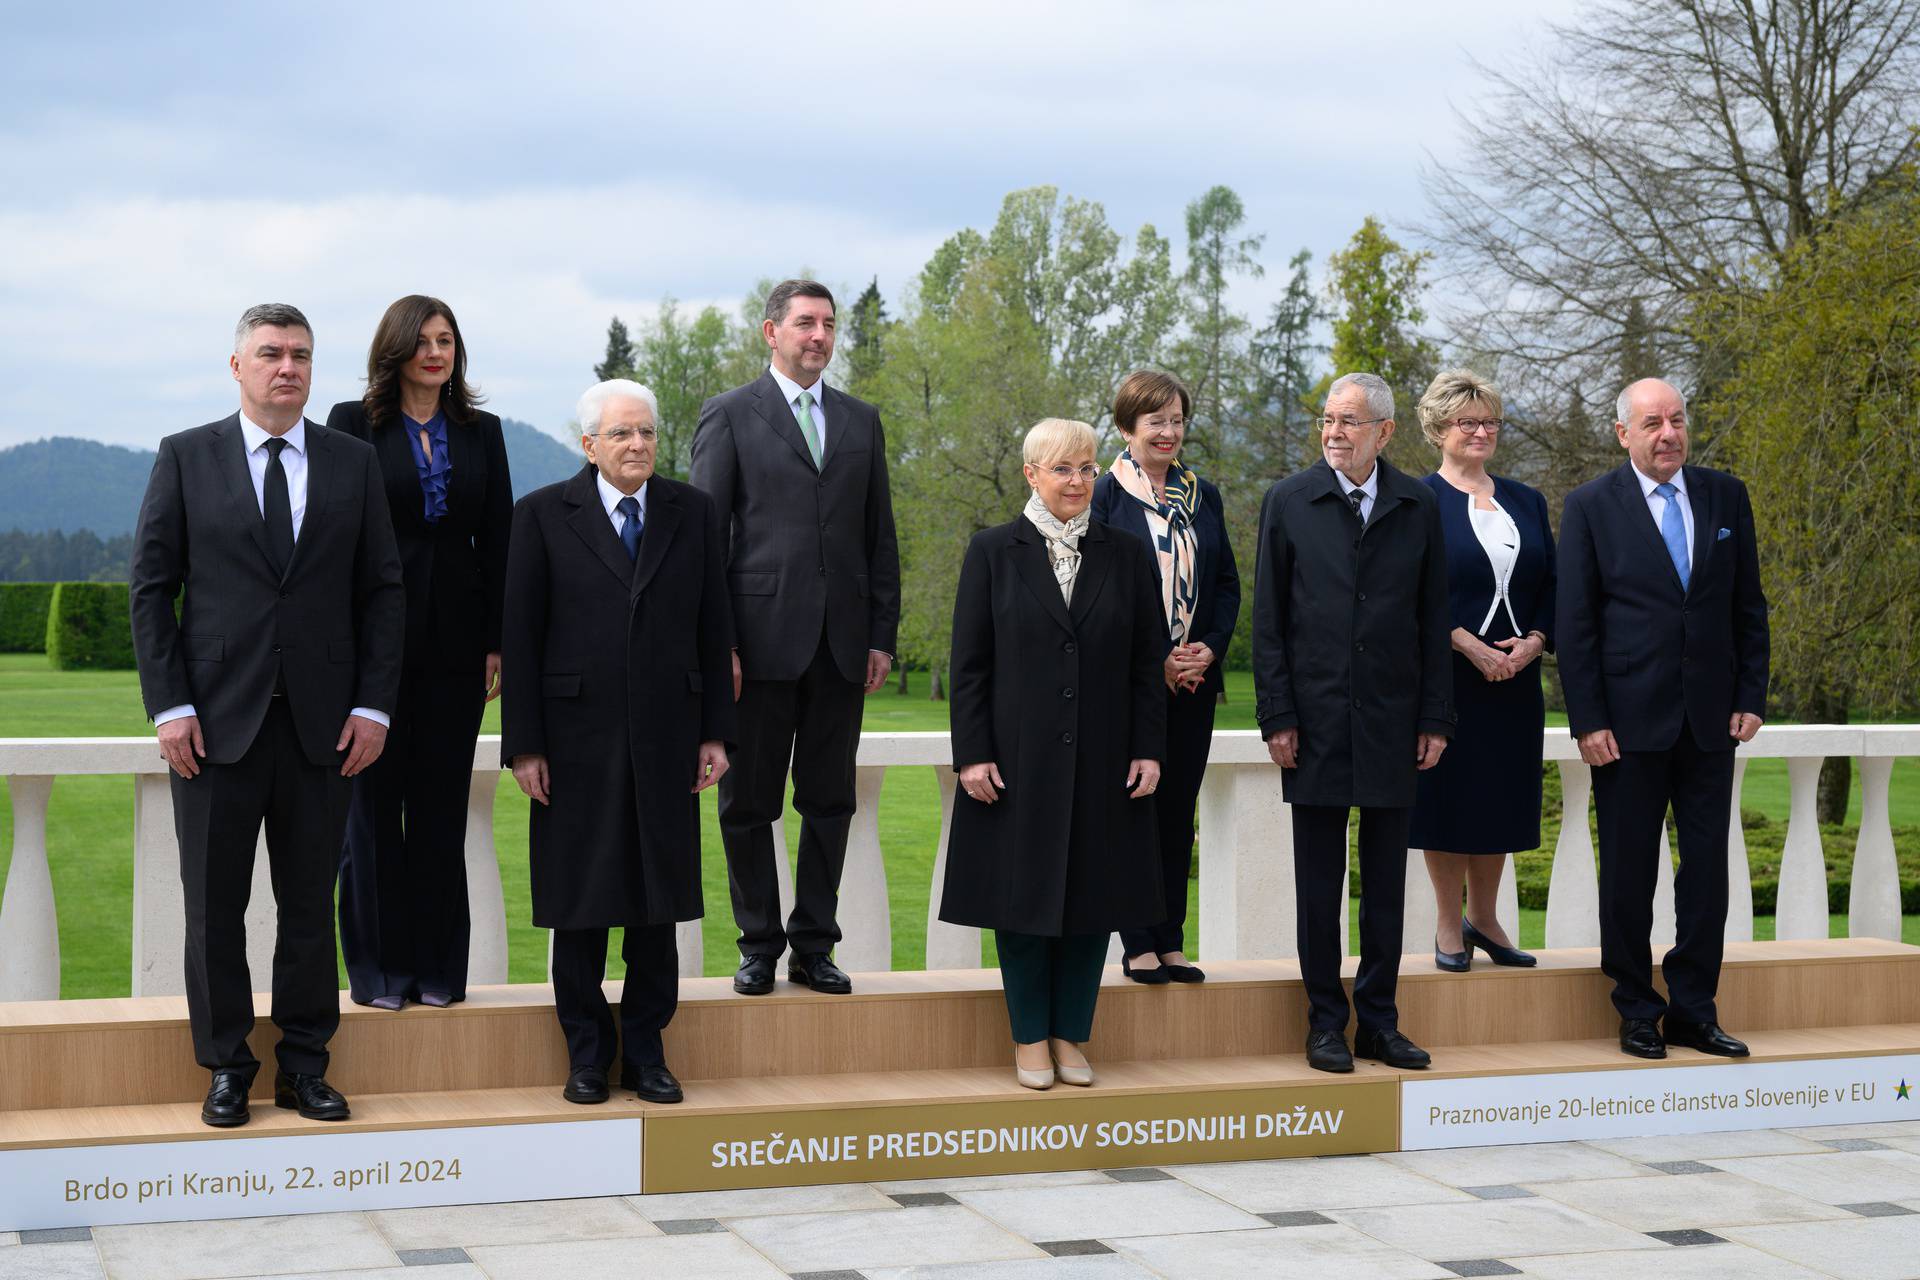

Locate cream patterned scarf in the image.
[1112,449,1200,644]
[1023,490,1089,604]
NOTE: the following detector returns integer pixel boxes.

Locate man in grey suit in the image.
[690,279,901,996]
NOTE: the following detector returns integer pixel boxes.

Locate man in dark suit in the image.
[129,303,404,1127]
[689,280,900,997]
[1557,377,1769,1060]
[502,380,736,1105]
[1253,372,1454,1074]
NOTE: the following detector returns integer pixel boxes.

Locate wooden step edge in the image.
[1420,1022,1920,1078]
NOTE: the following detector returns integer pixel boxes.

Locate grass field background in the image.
[0,652,1914,998]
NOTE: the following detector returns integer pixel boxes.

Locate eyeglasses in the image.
[1317,416,1389,432]
[1139,416,1186,433]
[1450,419,1503,435]
[598,426,657,445]
[1042,464,1101,481]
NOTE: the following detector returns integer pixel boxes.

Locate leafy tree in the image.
[593,316,637,382]
[1175,186,1265,464]
[1323,217,1439,470]
[1249,248,1324,477]
[845,277,889,398]
[630,298,738,478]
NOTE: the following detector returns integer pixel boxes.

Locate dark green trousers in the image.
[995,930,1108,1044]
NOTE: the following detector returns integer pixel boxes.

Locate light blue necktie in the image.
[1655,481,1689,590]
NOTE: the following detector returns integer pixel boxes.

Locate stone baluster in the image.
[0,776,57,1001]
[1544,761,1599,948]
[463,771,509,986]
[1774,756,1831,940]
[131,773,276,997]
[835,766,892,974]
[1848,753,1901,941]
[923,768,981,970]
[1725,757,1754,942]
[1197,763,1296,961]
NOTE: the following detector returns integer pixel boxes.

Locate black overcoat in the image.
[938,517,1168,936]
[499,465,737,929]
[1251,458,1455,808]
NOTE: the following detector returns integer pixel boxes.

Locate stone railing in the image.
[0,726,1912,1000]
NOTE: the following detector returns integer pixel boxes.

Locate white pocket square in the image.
[1716,527,1731,541]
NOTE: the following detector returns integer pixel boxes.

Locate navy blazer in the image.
[1090,465,1241,697]
[1423,473,1557,650]
[1556,463,1770,753]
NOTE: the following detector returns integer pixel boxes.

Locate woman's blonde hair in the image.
[1023,417,1097,467]
[1417,369,1504,447]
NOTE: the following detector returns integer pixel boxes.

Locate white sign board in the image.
[0,1119,642,1231]
[1403,1053,1920,1149]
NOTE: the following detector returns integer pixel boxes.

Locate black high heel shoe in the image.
[1122,955,1171,985]
[1434,939,1470,972]
[1462,917,1536,967]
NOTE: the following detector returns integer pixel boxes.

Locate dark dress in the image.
[327,400,513,1004]
[1408,473,1557,854]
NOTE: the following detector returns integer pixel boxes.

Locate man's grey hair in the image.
[234,303,313,352]
[1615,378,1688,427]
[577,378,660,435]
[1327,371,1395,421]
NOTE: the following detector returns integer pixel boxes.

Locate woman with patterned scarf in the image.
[1091,370,1241,985]
[940,417,1169,1090]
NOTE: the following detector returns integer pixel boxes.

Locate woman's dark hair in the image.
[362,294,484,426]
[1112,369,1191,434]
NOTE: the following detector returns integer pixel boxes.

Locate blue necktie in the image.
[616,495,641,562]
[1655,481,1689,590]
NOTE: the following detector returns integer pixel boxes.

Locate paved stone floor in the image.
[9,1120,1920,1279]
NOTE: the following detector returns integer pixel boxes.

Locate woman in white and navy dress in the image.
[1409,370,1556,972]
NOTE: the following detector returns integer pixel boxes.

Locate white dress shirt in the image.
[155,411,388,729]
[769,364,829,453]
[595,469,649,534]
[1631,461,1694,568]
[1334,463,1380,523]
[1468,499,1523,636]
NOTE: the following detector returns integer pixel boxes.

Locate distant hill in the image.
[0,418,583,537]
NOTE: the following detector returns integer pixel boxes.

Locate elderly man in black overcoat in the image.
[1253,372,1455,1074]
[501,379,736,1106]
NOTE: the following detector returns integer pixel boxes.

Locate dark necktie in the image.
[616,495,642,562]
[1345,487,1366,526]
[264,437,294,576]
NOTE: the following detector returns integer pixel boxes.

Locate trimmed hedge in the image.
[45,581,137,670]
[0,582,55,652]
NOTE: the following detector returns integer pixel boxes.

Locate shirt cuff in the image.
[348,707,391,728]
[154,704,196,726]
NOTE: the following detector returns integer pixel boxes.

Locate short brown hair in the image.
[362,295,484,427]
[1417,368,1503,448]
[765,279,836,325]
[1112,369,1191,434]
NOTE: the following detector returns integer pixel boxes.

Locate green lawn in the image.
[1,653,1914,998]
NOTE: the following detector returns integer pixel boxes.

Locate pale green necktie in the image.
[794,390,824,469]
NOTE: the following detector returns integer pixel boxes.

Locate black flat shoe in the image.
[274,1071,350,1121]
[1665,1018,1749,1057]
[201,1069,252,1128]
[1619,1018,1667,1059]
[1462,917,1536,967]
[733,954,776,995]
[1122,956,1171,985]
[622,1062,684,1104]
[1305,1029,1353,1073]
[1434,939,1470,972]
[1162,963,1205,983]
[788,951,853,994]
[563,1065,609,1104]
[1356,1026,1431,1069]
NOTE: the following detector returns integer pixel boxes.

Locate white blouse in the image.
[1468,498,1523,637]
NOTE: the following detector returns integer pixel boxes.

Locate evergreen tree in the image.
[593,316,637,382]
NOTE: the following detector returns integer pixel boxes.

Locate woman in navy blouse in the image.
[328,296,513,1008]
[1409,370,1555,972]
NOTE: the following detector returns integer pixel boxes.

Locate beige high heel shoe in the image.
[1014,1041,1054,1090]
[1050,1038,1094,1087]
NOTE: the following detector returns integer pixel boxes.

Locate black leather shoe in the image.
[1356,1026,1432,1069]
[201,1069,252,1128]
[1620,1018,1667,1059]
[1665,1018,1750,1057]
[1462,917,1536,967]
[622,1062,684,1104]
[1122,955,1171,985]
[1434,939,1470,972]
[788,952,853,993]
[273,1071,350,1121]
[733,954,776,995]
[1305,1029,1354,1073]
[563,1065,609,1104]
[1163,962,1206,984]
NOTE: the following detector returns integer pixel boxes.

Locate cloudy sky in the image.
[0,0,1577,450]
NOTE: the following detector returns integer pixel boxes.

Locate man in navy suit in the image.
[1557,377,1769,1060]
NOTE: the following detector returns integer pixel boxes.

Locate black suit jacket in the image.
[1252,457,1454,808]
[129,414,405,766]
[1088,468,1241,698]
[1556,463,1769,753]
[324,401,513,664]
[688,371,901,683]
[499,466,736,928]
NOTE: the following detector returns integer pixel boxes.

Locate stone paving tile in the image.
[0,1242,104,1280]
[1782,1119,1920,1140]
[631,1182,897,1219]
[790,1272,866,1280]
[1879,1134,1920,1157]
[1464,1186,1536,1200]
[467,1232,788,1279]
[248,1269,487,1279]
[863,1257,1156,1280]
[1332,1199,1664,1261]
[0,1233,15,1247]
[1644,1228,1725,1246]
[1644,1160,1718,1175]
[1099,1168,1171,1183]
[1167,1155,1471,1213]
[1037,1239,1114,1256]
[956,1179,1268,1242]
[893,1192,959,1207]
[1588,1128,1828,1162]
[1519,1244,1831,1280]
[1116,1224,1450,1279]
[1713,1148,1920,1205]
[653,1218,727,1235]
[1527,1170,1847,1231]
[94,1212,397,1280]
[1815,1137,1889,1151]
[1723,1213,1920,1280]
[394,1247,471,1266]
[1261,1210,1337,1226]
[1437,1263,1523,1278]
[21,1228,93,1243]
[873,1171,1109,1195]
[1840,1200,1917,1216]
[729,1205,1042,1272]
[371,1196,656,1250]
[1382,1142,1652,1187]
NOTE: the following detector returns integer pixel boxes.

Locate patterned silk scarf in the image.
[1023,490,1089,605]
[1113,449,1201,644]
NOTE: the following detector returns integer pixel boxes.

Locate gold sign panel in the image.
[643,1081,1397,1193]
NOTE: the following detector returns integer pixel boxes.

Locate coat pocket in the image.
[327,640,355,662]
[729,570,776,596]
[687,671,704,693]
[542,673,582,698]
[184,634,224,662]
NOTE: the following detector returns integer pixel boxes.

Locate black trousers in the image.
[1120,687,1217,958]
[1593,719,1735,1024]
[718,628,865,958]
[172,698,348,1079]
[551,924,679,1071]
[1292,803,1409,1035]
[338,657,485,1004]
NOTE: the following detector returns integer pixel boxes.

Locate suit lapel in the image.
[817,385,853,471]
[1609,466,1685,594]
[750,373,821,472]
[1067,524,1112,626]
[630,481,682,599]
[376,418,420,531]
[1009,522,1077,635]
[211,415,276,572]
[563,465,637,589]
[1684,466,1715,592]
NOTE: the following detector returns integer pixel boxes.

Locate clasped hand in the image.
[1163,642,1214,693]
[1463,632,1543,683]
